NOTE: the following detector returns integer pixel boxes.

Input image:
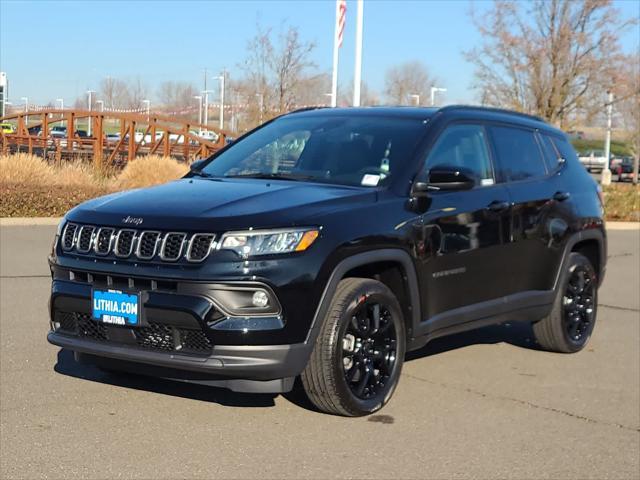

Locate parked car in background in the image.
[0,122,15,134]
[50,126,67,138]
[105,133,120,143]
[614,157,636,182]
[75,130,88,138]
[578,150,607,173]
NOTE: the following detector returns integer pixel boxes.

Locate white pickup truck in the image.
[579,150,608,173]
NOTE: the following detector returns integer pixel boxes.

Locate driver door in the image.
[414,123,513,332]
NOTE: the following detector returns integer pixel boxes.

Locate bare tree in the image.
[158,81,199,111]
[126,77,148,110]
[384,61,434,105]
[99,77,129,109]
[467,0,635,126]
[240,22,317,121]
[340,80,380,106]
[613,53,640,184]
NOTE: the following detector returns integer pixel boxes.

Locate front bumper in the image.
[48,270,314,393]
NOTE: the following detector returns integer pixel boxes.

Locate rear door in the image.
[488,125,570,293]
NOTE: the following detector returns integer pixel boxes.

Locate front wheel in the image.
[532,253,598,353]
[301,278,406,416]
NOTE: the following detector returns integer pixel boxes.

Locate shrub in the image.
[113,155,189,190]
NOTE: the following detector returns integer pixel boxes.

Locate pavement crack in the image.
[404,373,640,433]
[599,304,640,312]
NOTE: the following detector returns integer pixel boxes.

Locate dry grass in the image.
[113,155,189,190]
[0,153,189,217]
[604,183,640,222]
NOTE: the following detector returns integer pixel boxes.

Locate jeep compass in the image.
[48,106,606,416]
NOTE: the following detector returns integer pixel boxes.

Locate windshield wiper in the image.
[190,170,214,178]
[225,172,315,181]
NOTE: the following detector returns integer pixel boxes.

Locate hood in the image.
[68,178,377,230]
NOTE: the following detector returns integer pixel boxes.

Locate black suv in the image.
[48,106,606,416]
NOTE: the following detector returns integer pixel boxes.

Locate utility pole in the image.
[601,91,614,186]
[255,93,264,123]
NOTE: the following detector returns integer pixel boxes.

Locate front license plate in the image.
[92,289,139,326]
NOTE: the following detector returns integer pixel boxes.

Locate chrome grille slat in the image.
[61,223,78,250]
[186,233,215,262]
[114,229,136,257]
[76,226,96,253]
[61,224,215,263]
[94,227,115,255]
[136,231,161,260]
[160,232,187,261]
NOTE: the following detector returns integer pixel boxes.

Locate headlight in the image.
[51,218,66,256]
[219,228,320,257]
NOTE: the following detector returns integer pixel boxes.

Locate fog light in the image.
[252,290,269,308]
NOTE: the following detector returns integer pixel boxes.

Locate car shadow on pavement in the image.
[53,349,278,408]
[406,320,542,361]
[52,321,540,414]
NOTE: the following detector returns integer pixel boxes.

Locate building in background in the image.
[0,72,7,118]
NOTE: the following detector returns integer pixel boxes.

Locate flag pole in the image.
[353,0,364,107]
[330,0,341,107]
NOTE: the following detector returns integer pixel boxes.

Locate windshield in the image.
[201,115,428,187]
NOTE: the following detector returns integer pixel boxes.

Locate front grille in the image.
[137,231,160,259]
[114,229,135,257]
[54,311,213,355]
[94,228,114,255]
[77,226,95,253]
[187,234,215,262]
[160,233,186,261]
[60,223,215,263]
[61,223,78,250]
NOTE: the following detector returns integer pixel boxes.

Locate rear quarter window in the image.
[551,136,580,164]
[538,133,563,171]
[490,125,547,181]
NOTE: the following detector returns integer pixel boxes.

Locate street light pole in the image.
[430,87,447,106]
[193,96,202,134]
[202,90,212,132]
[21,96,28,126]
[409,94,420,106]
[601,91,614,186]
[214,72,225,130]
[87,90,95,136]
[142,99,150,121]
[353,0,364,106]
[255,93,264,123]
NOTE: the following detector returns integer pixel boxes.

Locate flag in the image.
[337,0,347,48]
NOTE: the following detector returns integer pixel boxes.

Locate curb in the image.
[606,222,640,231]
[0,217,62,226]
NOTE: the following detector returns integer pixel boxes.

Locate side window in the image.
[425,124,494,185]
[538,133,562,171]
[552,136,580,165]
[490,126,547,181]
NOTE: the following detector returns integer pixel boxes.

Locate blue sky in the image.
[1,0,638,106]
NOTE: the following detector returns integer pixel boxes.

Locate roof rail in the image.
[437,105,545,123]
[287,106,330,114]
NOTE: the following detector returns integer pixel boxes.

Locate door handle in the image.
[553,191,571,202]
[487,200,510,212]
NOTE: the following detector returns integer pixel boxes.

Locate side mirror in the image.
[190,158,207,172]
[427,165,477,191]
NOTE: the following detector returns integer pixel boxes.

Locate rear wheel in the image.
[533,253,598,353]
[301,278,406,416]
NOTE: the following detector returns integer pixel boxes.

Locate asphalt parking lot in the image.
[1,224,638,479]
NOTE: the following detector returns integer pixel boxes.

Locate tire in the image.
[301,278,406,416]
[532,253,598,353]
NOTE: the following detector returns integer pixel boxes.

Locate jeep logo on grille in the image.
[122,216,144,226]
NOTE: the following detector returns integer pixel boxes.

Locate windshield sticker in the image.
[361,174,380,186]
